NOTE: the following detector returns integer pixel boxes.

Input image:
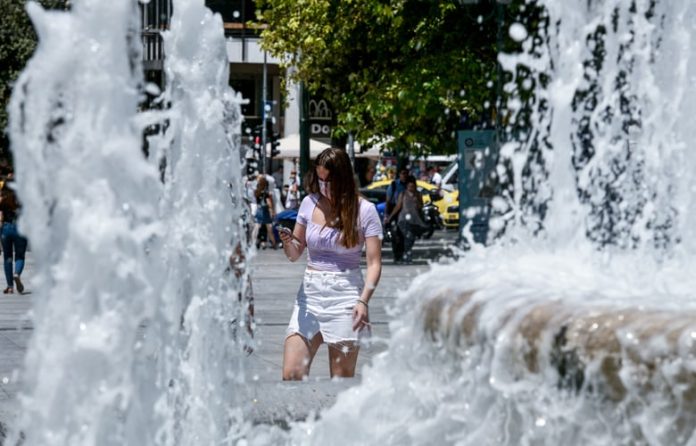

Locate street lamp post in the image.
[299,81,310,193]
[261,50,268,174]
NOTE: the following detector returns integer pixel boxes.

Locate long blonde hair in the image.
[305,148,359,248]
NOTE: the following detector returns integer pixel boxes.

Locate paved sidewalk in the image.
[0,231,457,432]
[0,258,34,437]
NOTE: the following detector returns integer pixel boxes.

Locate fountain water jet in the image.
[7,0,696,444]
[285,1,696,445]
[7,0,250,444]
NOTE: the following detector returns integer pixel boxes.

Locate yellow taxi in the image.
[365,179,459,228]
[439,190,459,228]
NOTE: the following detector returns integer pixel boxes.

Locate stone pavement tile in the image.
[0,334,20,352]
[0,336,24,369]
[0,294,33,330]
[244,355,281,380]
[0,330,32,349]
[242,378,358,425]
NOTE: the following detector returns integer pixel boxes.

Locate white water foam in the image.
[288,1,696,445]
[8,0,696,444]
[8,0,249,444]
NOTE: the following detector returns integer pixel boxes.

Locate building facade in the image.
[140,1,296,142]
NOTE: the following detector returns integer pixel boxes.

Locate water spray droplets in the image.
[509,23,528,42]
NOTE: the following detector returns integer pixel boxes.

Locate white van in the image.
[439,159,458,192]
[409,154,457,189]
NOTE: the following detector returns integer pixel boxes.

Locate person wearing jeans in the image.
[1,222,27,294]
[0,182,28,294]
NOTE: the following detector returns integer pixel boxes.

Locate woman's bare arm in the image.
[280,222,307,262]
[352,236,382,330]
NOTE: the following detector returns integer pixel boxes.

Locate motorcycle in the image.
[377,201,443,243]
[420,201,444,239]
[375,202,392,245]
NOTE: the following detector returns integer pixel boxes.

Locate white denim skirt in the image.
[286,269,369,344]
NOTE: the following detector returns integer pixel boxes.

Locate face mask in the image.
[319,179,331,199]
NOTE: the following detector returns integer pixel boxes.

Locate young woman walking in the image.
[278,148,382,380]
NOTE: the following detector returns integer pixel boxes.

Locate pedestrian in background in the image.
[428,165,443,200]
[272,166,283,191]
[284,169,300,210]
[253,175,277,249]
[386,175,427,264]
[0,179,28,294]
[278,148,382,380]
[428,165,442,188]
[385,168,408,263]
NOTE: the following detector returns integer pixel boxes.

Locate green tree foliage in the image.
[0,0,65,152]
[257,0,508,154]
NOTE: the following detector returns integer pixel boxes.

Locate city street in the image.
[0,230,458,433]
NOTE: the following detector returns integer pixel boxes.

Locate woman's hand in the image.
[352,301,370,331]
[278,228,294,246]
[280,224,306,262]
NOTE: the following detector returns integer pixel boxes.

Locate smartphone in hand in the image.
[276,226,293,237]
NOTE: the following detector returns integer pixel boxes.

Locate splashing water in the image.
[7,0,696,444]
[288,1,696,445]
[496,0,696,256]
[8,0,249,444]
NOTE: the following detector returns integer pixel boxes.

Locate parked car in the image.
[440,190,459,229]
[359,187,387,207]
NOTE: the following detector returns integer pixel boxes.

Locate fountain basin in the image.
[421,284,696,442]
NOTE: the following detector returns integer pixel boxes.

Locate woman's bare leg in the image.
[328,343,360,378]
[252,223,261,247]
[265,224,277,247]
[282,333,323,380]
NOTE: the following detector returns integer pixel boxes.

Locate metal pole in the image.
[241,0,246,61]
[299,81,310,193]
[261,51,268,174]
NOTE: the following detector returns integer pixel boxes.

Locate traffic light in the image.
[252,126,262,152]
[270,132,281,158]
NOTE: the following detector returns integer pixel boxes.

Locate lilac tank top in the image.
[296,194,382,272]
